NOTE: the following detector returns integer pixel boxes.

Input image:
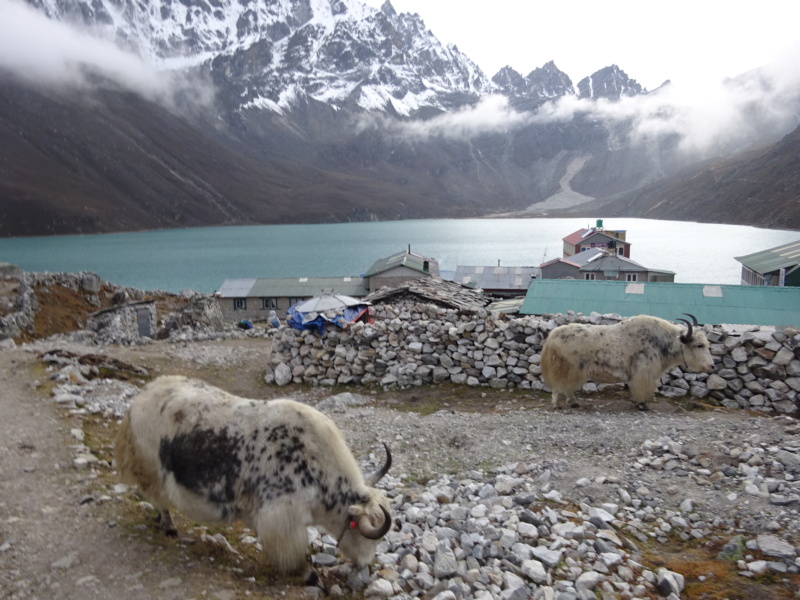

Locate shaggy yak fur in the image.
[115,375,392,574]
[541,314,714,408]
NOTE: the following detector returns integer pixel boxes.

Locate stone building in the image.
[87,300,156,341]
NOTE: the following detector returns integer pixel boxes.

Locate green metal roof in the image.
[735,240,800,274]
[218,277,368,298]
[520,279,800,327]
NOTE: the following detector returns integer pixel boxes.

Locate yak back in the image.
[126,376,367,520]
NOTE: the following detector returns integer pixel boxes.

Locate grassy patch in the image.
[641,536,800,599]
[380,384,546,415]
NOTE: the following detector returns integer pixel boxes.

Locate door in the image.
[136,308,151,337]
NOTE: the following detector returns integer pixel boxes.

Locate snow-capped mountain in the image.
[24,0,653,115]
[28,0,490,115]
[492,61,576,103]
[3,0,797,236]
[576,65,643,101]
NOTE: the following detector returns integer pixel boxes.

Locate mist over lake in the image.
[0,218,796,294]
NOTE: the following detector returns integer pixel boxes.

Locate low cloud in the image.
[366,48,800,159]
[355,95,532,140]
[0,0,210,108]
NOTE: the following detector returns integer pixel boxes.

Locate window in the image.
[584,273,596,280]
[618,247,624,255]
[289,297,304,307]
[233,298,247,310]
[626,273,638,282]
[262,298,278,310]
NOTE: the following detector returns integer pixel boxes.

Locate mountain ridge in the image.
[2,0,798,236]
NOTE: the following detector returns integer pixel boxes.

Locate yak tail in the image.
[114,413,137,484]
[114,412,161,501]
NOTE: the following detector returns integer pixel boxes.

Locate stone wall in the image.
[0,267,36,340]
[265,300,800,414]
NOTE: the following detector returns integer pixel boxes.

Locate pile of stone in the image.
[312,466,689,600]
[311,456,797,599]
[265,300,800,414]
[635,431,800,520]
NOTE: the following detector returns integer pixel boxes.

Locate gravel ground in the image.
[2,335,800,599]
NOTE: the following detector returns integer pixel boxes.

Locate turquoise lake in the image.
[0,218,796,293]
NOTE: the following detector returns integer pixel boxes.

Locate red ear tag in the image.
[349,520,358,529]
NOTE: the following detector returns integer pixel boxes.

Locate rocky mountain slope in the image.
[2,0,798,236]
[584,125,800,230]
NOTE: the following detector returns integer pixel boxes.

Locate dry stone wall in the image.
[265,300,800,415]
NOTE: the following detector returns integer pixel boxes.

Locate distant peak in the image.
[494,65,522,77]
[577,65,644,100]
[380,0,397,17]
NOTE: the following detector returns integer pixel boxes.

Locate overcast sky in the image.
[362,0,800,91]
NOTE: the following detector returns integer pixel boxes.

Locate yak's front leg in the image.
[158,508,178,536]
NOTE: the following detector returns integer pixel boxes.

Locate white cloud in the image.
[364,51,800,159]
[0,0,197,106]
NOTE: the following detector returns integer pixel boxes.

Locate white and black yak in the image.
[541,314,714,408]
[115,375,392,574]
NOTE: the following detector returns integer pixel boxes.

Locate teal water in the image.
[0,218,796,293]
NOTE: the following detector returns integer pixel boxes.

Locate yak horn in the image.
[676,318,693,342]
[357,504,392,540]
[683,313,699,326]
[366,442,392,486]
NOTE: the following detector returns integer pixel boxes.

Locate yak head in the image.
[676,313,714,373]
[338,443,393,568]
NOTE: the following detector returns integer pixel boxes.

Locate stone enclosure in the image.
[266,300,800,414]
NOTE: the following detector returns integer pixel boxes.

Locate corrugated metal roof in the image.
[540,257,582,269]
[563,229,630,247]
[579,254,649,273]
[216,278,256,297]
[364,249,437,277]
[218,277,368,298]
[563,228,590,244]
[519,279,800,327]
[454,265,540,291]
[734,239,800,274]
[567,247,604,266]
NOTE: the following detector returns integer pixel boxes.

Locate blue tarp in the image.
[286,304,370,334]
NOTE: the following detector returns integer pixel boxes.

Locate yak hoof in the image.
[158,510,178,536]
[304,570,319,587]
[304,568,329,594]
[635,402,649,412]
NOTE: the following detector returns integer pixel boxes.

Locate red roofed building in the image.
[563,219,631,258]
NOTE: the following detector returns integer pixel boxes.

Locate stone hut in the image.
[87,300,156,341]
